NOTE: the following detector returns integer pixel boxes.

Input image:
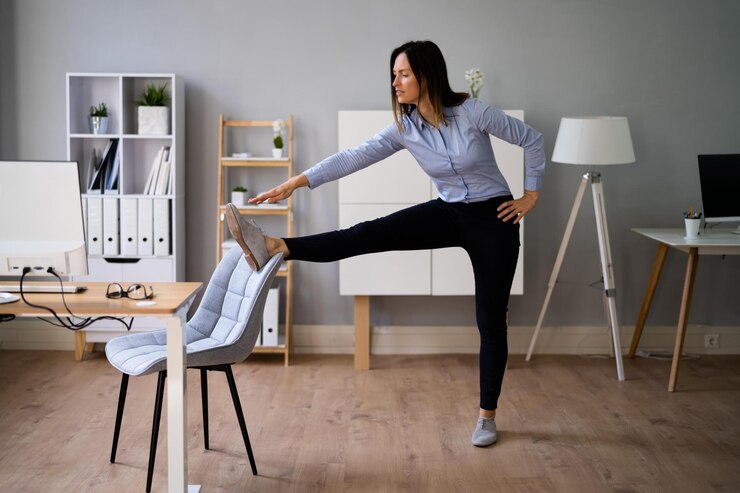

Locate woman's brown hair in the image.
[390,40,469,132]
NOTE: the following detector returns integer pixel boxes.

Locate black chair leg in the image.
[224,365,258,475]
[200,368,210,450]
[110,373,129,463]
[146,371,167,493]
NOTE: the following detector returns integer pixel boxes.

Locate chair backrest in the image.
[185,248,283,364]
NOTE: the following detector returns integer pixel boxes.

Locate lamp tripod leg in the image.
[591,175,625,381]
[526,174,589,361]
[602,293,614,358]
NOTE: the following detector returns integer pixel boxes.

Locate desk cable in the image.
[20,267,134,331]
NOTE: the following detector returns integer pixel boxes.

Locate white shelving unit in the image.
[66,73,185,359]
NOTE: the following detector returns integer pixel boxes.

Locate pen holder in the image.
[684,218,701,238]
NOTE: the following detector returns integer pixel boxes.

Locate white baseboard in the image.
[2,320,739,355]
[292,324,740,356]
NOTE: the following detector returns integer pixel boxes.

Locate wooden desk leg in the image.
[629,243,669,358]
[669,247,699,392]
[354,296,370,370]
[74,332,86,361]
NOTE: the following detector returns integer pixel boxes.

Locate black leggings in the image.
[284,196,520,410]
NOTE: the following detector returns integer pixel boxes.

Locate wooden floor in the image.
[1,351,739,493]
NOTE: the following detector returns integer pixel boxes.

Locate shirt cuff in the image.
[524,175,543,192]
[303,166,325,190]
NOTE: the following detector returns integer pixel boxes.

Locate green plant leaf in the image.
[136,83,169,106]
[89,102,108,117]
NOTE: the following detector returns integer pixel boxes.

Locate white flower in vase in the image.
[465,68,485,99]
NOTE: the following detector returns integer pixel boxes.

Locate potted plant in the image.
[137,82,170,135]
[89,102,109,134]
[272,119,285,158]
[231,186,248,206]
[272,134,284,159]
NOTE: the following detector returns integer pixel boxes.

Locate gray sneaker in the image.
[471,417,497,447]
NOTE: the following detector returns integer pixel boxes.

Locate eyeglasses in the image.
[106,283,154,300]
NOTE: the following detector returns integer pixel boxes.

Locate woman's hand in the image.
[248,174,309,205]
[497,190,539,224]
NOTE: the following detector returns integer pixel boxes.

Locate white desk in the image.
[0,282,203,492]
[629,229,740,391]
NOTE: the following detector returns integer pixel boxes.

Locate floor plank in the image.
[1,350,739,492]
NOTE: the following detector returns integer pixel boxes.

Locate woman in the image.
[225,40,545,447]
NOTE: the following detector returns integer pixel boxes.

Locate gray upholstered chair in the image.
[105,249,283,492]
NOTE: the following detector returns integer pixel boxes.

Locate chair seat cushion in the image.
[105,330,169,376]
[105,330,236,376]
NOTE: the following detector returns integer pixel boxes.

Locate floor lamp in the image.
[525,117,635,381]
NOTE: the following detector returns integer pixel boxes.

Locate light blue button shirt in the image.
[303,98,545,203]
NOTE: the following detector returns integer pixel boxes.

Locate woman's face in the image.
[392,52,420,105]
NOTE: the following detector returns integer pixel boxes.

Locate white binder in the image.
[120,198,138,256]
[153,198,171,256]
[137,198,153,256]
[254,325,263,347]
[262,288,279,346]
[102,197,119,256]
[81,195,88,227]
[86,197,103,255]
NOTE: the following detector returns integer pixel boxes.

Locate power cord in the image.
[20,267,134,331]
[634,349,700,361]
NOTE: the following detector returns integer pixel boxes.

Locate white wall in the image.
[2,0,739,331]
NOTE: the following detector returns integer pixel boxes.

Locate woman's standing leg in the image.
[457,197,520,445]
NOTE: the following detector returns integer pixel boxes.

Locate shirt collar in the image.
[408,106,456,131]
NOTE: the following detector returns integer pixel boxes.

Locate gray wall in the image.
[3,0,739,327]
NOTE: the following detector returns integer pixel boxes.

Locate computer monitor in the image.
[698,154,740,234]
[0,161,89,276]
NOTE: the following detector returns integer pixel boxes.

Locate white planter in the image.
[272,148,283,159]
[231,191,247,206]
[138,106,170,135]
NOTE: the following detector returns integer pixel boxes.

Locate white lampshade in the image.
[552,117,635,165]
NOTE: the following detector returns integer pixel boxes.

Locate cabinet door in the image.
[77,258,123,282]
[339,204,431,295]
[74,257,173,283]
[430,110,525,295]
[123,258,173,282]
[338,111,429,205]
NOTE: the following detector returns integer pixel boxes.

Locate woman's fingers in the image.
[500,207,521,223]
[497,197,535,224]
[247,175,306,205]
[249,184,292,204]
[248,191,275,204]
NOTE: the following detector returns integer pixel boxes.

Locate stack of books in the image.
[143,145,173,195]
